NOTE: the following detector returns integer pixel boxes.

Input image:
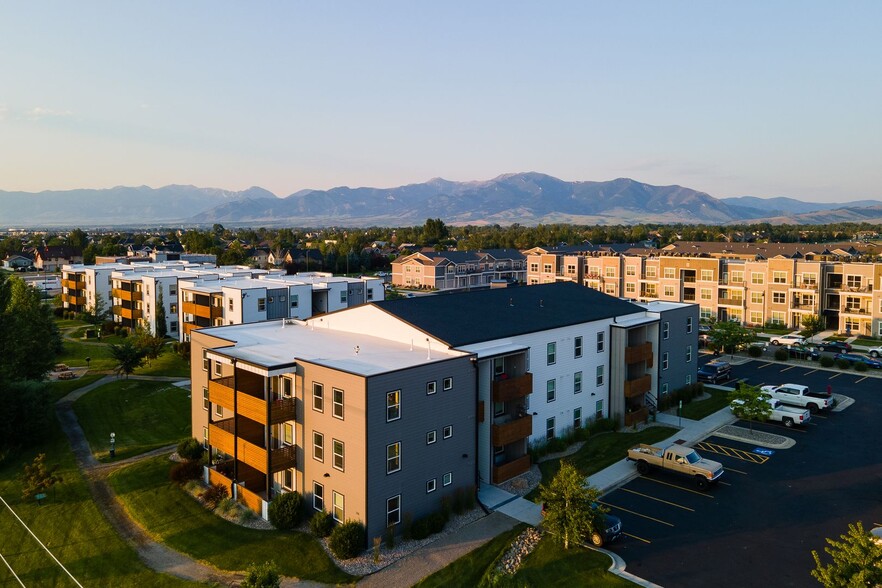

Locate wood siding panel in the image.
[209,422,235,455]
[238,438,267,473]
[625,342,653,364]
[238,485,265,514]
[493,455,531,483]
[491,416,533,446]
[624,374,652,398]
[491,373,533,403]
[237,392,267,425]
[208,378,234,411]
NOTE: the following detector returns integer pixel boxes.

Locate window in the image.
[751,272,764,285]
[701,269,714,282]
[203,426,208,449]
[661,383,669,395]
[494,400,506,417]
[386,390,401,421]
[546,379,556,402]
[686,374,692,385]
[283,423,294,445]
[426,430,436,444]
[170,303,177,313]
[750,310,763,324]
[282,377,293,397]
[574,371,582,394]
[313,432,324,462]
[663,321,670,339]
[546,417,555,441]
[751,291,763,304]
[574,407,582,429]
[664,285,674,297]
[443,425,453,439]
[283,469,294,490]
[215,404,223,418]
[228,297,234,311]
[595,365,604,386]
[313,383,324,412]
[645,266,657,278]
[387,495,401,527]
[332,439,344,471]
[442,472,452,487]
[700,307,712,320]
[595,399,603,420]
[547,342,556,365]
[332,389,344,419]
[443,377,452,390]
[605,266,615,278]
[662,352,669,370]
[686,345,692,362]
[530,262,539,273]
[426,381,436,395]
[771,311,785,325]
[169,284,177,295]
[596,332,604,353]
[202,387,209,410]
[772,292,786,304]
[214,361,222,377]
[543,263,552,273]
[386,443,401,474]
[291,294,298,308]
[313,482,324,510]
[258,298,266,311]
[339,290,348,304]
[332,491,344,522]
[625,282,636,293]
[626,265,636,276]
[773,271,787,284]
[170,321,178,332]
[426,479,436,493]
[686,317,693,333]
[664,267,675,279]
[574,336,583,358]
[700,288,712,300]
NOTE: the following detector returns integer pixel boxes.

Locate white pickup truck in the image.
[760,383,834,414]
[731,396,811,427]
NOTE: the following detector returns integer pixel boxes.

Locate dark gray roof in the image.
[373,282,644,347]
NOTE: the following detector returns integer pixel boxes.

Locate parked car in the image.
[784,344,820,361]
[818,341,852,353]
[770,334,805,346]
[833,353,882,368]
[541,502,622,547]
[697,360,732,384]
[698,324,711,334]
[866,346,882,358]
[760,383,834,413]
[627,443,724,490]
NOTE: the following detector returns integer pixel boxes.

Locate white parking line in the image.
[804,369,819,375]
[855,376,868,384]
[829,373,842,379]
[781,366,796,372]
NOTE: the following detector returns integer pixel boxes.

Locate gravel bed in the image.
[714,424,794,449]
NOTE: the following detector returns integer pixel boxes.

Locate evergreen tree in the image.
[811,521,882,587]
[155,290,167,338]
[728,383,773,432]
[538,461,605,549]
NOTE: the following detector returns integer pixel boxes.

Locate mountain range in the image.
[2,173,881,227]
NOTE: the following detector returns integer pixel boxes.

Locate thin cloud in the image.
[27,107,73,120]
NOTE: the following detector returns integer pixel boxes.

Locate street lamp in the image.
[85,356,91,371]
[110,432,116,458]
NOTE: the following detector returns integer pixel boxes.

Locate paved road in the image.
[607,358,882,588]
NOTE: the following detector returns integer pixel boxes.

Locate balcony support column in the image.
[232,359,239,484]
[265,376,271,499]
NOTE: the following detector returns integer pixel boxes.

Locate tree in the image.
[801,314,825,344]
[811,521,882,587]
[241,561,281,588]
[709,320,755,356]
[538,461,605,549]
[155,290,168,339]
[109,340,147,378]
[19,453,63,500]
[0,275,62,381]
[133,326,165,363]
[0,380,51,453]
[84,291,109,325]
[727,383,772,432]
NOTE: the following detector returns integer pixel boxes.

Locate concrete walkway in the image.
[477,483,542,526]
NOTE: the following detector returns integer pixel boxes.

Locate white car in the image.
[769,334,805,346]
[867,346,882,358]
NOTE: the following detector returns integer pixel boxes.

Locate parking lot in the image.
[606,356,882,587]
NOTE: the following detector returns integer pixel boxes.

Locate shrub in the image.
[169,460,203,484]
[177,438,205,462]
[440,495,452,521]
[241,561,281,588]
[309,510,334,538]
[836,358,852,370]
[411,517,431,540]
[854,361,868,372]
[385,524,395,549]
[428,511,447,534]
[268,491,302,530]
[819,356,835,367]
[748,345,763,358]
[588,417,617,435]
[774,349,788,361]
[201,483,228,509]
[402,512,413,541]
[452,488,466,515]
[547,437,567,453]
[53,306,64,317]
[217,497,239,517]
[463,485,476,510]
[328,520,366,559]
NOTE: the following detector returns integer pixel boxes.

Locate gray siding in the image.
[365,355,477,540]
[657,304,700,396]
[266,288,288,320]
[347,284,366,306]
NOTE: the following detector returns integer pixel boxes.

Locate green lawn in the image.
[72,380,191,462]
[416,527,632,587]
[46,373,105,402]
[0,415,202,587]
[109,456,354,584]
[679,388,731,421]
[535,427,678,496]
[135,348,190,377]
[851,337,879,347]
[56,337,117,372]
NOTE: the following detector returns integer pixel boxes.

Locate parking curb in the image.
[594,545,664,588]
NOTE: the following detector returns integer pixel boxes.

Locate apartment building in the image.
[191,282,694,535]
[391,249,526,291]
[526,241,882,336]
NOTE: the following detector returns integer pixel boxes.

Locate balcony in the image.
[718,297,744,307]
[682,276,696,283]
[492,455,531,484]
[111,287,142,302]
[492,373,533,403]
[624,407,649,427]
[62,278,84,289]
[62,294,86,306]
[209,377,296,425]
[683,294,696,301]
[844,285,873,294]
[625,342,653,365]
[183,301,223,320]
[841,307,871,316]
[624,374,652,398]
[492,416,532,446]
[112,306,142,320]
[790,282,818,291]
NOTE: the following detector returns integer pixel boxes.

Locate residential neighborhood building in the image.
[391,249,526,291]
[526,241,882,336]
[34,246,83,272]
[190,282,697,536]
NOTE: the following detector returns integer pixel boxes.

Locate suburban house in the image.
[3,254,33,270]
[391,249,526,291]
[190,282,697,537]
[34,246,83,272]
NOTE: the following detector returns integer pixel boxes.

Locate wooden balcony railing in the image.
[209,419,236,456]
[270,444,297,471]
[491,416,533,446]
[208,468,234,495]
[625,342,653,365]
[112,306,142,320]
[111,288,142,301]
[492,373,533,403]
[624,374,652,398]
[237,485,266,515]
[624,407,649,427]
[492,455,531,484]
[208,377,235,410]
[208,378,296,425]
[62,278,84,289]
[718,297,744,306]
[62,294,86,306]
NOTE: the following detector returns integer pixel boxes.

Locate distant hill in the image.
[3,174,882,227]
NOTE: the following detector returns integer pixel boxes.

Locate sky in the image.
[1,2,880,202]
